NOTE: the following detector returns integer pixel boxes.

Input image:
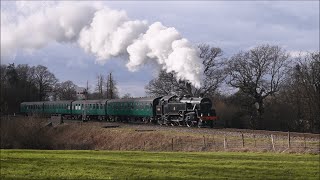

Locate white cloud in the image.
[1,1,318,95]
[1,1,204,88]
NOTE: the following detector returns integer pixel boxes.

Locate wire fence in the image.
[118,132,320,153]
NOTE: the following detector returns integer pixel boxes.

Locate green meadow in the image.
[1,150,319,179]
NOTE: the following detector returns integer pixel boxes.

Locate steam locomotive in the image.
[20,95,218,127]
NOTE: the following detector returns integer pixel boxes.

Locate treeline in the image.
[0,64,119,114]
[146,44,319,133]
[1,44,319,133]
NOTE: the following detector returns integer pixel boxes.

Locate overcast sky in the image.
[1,1,319,96]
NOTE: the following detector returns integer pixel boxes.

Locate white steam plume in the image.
[1,2,203,87]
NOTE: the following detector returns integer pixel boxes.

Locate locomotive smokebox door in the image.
[156,105,162,115]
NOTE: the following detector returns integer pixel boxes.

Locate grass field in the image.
[1,150,319,179]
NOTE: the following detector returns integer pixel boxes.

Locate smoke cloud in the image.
[1,1,203,87]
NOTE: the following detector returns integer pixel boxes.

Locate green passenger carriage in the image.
[20,102,44,115]
[71,100,108,120]
[107,97,162,122]
[43,101,72,115]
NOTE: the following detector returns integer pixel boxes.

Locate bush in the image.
[0,116,54,149]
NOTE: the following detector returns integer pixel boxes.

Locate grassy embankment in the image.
[1,149,319,179]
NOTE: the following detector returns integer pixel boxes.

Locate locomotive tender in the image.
[20,95,218,127]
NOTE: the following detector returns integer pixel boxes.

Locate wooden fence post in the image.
[287,131,291,149]
[171,138,174,151]
[253,135,256,148]
[304,135,307,150]
[143,141,146,151]
[224,135,227,150]
[203,135,206,148]
[271,134,275,151]
[241,134,245,148]
[212,135,216,150]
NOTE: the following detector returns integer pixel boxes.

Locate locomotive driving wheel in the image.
[186,120,196,127]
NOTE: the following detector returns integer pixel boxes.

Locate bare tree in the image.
[1,64,39,113]
[54,80,77,100]
[105,72,119,99]
[33,65,58,101]
[145,44,226,97]
[95,74,104,98]
[282,52,320,132]
[227,44,290,128]
[122,93,132,99]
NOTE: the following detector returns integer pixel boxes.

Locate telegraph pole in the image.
[82,81,89,122]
